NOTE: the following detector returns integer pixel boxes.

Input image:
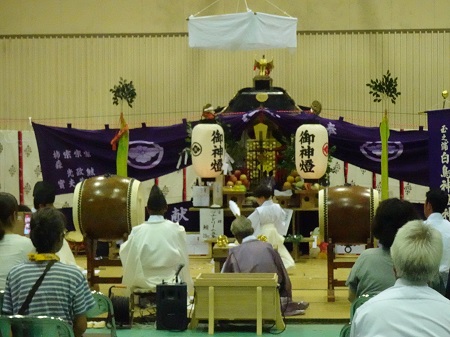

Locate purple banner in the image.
[33,122,190,195]
[33,110,430,196]
[427,109,450,190]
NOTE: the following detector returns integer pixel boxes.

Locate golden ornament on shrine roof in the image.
[256,93,269,102]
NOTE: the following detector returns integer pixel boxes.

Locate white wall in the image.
[0,0,448,34]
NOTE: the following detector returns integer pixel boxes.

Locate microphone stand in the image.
[174,264,185,284]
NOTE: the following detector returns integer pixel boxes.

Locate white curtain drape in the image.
[188,11,297,50]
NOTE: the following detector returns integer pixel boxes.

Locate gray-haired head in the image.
[230,216,254,242]
[391,220,442,284]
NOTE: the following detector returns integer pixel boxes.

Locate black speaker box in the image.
[156,283,188,331]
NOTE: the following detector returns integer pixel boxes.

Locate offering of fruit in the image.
[234,170,241,179]
[286,175,295,183]
[282,170,302,190]
[311,183,321,190]
[295,181,304,189]
[282,181,292,191]
[225,169,251,190]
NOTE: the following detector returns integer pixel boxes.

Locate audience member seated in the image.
[2,207,95,337]
[424,188,450,291]
[18,204,32,212]
[33,181,80,269]
[248,185,295,271]
[119,184,193,295]
[0,192,34,290]
[350,220,450,336]
[346,198,420,302]
[222,215,309,316]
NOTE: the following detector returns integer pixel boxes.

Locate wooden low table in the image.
[204,237,235,259]
[212,243,234,272]
[189,273,285,335]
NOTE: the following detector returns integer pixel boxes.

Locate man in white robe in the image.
[248,185,295,270]
[119,184,193,295]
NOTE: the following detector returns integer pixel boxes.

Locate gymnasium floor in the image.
[78,253,355,336]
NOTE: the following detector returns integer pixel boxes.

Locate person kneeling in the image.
[222,215,308,316]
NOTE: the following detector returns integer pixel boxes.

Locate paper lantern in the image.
[191,124,225,178]
[295,124,329,179]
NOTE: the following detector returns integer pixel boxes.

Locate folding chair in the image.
[339,294,373,337]
[0,315,75,337]
[85,291,118,337]
[0,290,4,312]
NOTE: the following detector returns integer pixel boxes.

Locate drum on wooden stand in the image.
[73,174,146,288]
[318,185,379,302]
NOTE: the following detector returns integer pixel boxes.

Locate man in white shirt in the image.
[424,188,450,289]
[350,220,450,337]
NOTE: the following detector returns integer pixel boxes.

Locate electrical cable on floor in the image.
[268,296,287,335]
[110,295,131,328]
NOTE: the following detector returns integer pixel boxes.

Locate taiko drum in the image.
[73,175,146,240]
[318,186,379,245]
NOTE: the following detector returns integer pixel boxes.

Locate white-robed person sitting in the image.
[248,185,295,271]
[119,184,193,295]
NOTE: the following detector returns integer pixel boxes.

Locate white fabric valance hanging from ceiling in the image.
[188,11,297,50]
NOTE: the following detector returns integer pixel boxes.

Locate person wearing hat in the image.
[119,184,193,294]
[222,215,309,316]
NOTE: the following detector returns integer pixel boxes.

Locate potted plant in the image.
[110,78,137,177]
[366,70,401,200]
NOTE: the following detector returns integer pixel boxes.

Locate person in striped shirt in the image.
[2,207,95,337]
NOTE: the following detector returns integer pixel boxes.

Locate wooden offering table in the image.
[189,273,285,335]
[222,189,246,208]
[211,243,235,272]
[204,237,235,260]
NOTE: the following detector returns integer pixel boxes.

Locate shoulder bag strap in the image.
[18,260,56,315]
